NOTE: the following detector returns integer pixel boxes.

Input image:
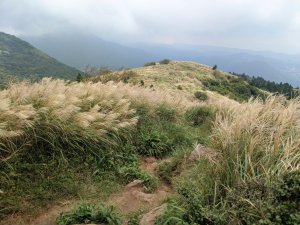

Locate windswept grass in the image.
[212,95,300,185]
[157,95,300,224]
[0,78,138,161]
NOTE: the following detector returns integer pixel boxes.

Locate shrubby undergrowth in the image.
[156,95,300,225]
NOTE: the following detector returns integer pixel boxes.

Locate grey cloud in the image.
[0,0,299,53]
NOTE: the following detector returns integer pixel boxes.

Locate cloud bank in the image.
[0,0,299,53]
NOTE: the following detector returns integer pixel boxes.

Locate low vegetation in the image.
[56,203,121,225]
[156,95,300,224]
[1,61,299,225]
[233,72,299,99]
[201,74,264,101]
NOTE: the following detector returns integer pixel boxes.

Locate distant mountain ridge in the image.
[22,32,154,70]
[0,32,80,83]
[21,32,300,87]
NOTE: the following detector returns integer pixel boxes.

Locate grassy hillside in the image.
[1,61,299,225]
[91,60,266,102]
[0,32,80,83]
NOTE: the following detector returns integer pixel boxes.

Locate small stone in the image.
[125,179,144,189]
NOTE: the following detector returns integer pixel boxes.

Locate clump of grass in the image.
[118,165,158,192]
[194,91,208,101]
[0,78,138,161]
[212,95,300,186]
[185,106,215,126]
[56,203,122,225]
[156,95,300,224]
[159,59,171,64]
[144,62,156,67]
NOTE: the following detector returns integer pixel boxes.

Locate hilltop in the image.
[0,32,80,84]
[1,60,299,225]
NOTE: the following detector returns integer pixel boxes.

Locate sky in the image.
[0,0,300,54]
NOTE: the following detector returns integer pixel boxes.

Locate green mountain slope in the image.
[0,32,80,83]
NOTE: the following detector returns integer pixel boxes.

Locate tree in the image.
[76,73,83,82]
[212,65,218,70]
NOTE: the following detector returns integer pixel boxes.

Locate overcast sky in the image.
[1,0,300,54]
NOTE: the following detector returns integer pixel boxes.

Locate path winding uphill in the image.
[2,157,173,225]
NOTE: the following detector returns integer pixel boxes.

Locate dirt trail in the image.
[108,157,173,223]
[1,200,76,225]
[1,157,173,225]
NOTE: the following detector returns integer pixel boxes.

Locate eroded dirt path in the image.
[107,157,173,224]
[1,157,173,225]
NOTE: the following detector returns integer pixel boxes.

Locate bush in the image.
[185,106,214,126]
[138,130,174,158]
[118,165,158,192]
[144,62,156,67]
[177,85,183,90]
[156,104,177,121]
[159,59,171,64]
[194,91,208,101]
[56,203,122,225]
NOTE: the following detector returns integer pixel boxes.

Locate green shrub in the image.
[194,91,208,101]
[159,59,171,64]
[155,199,188,225]
[56,203,122,225]
[177,85,183,90]
[138,131,174,158]
[118,165,158,192]
[156,104,177,121]
[264,170,300,225]
[185,106,214,126]
[144,62,156,67]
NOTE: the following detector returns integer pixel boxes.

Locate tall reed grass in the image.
[212,95,300,186]
[0,78,138,161]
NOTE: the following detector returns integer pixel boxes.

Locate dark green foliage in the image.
[156,169,300,225]
[185,106,215,126]
[140,79,145,86]
[138,130,174,158]
[212,65,218,70]
[118,165,158,192]
[177,85,183,90]
[0,32,80,81]
[194,91,208,101]
[134,105,183,158]
[155,199,188,225]
[144,62,156,66]
[202,77,265,101]
[159,59,171,64]
[233,72,298,99]
[156,104,177,121]
[263,170,300,225]
[56,203,122,225]
[76,73,83,82]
